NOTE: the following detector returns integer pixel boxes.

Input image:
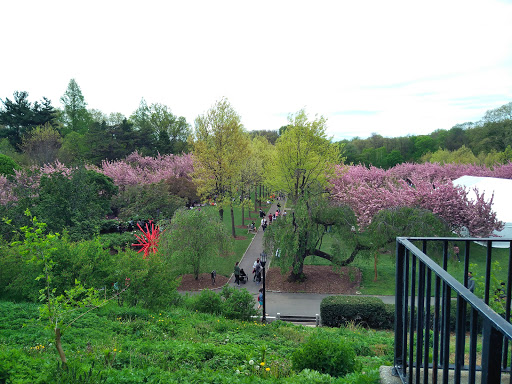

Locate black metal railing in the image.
[394,237,512,384]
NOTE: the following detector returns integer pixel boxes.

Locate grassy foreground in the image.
[0,300,392,383]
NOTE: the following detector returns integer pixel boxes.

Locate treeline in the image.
[339,102,512,168]
[0,79,193,166]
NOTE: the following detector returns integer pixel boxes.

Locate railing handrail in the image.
[397,237,512,339]
[402,236,511,242]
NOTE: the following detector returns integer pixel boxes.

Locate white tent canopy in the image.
[453,175,512,248]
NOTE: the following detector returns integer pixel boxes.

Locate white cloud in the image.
[1,0,511,140]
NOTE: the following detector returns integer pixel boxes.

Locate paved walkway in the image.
[230,199,280,295]
[228,199,397,318]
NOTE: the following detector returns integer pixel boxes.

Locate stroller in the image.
[239,268,248,284]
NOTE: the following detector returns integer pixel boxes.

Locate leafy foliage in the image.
[111,182,185,221]
[0,153,19,177]
[162,208,232,279]
[292,333,358,377]
[60,78,92,134]
[266,109,340,202]
[34,167,118,240]
[264,194,451,280]
[0,91,57,149]
[0,300,390,383]
[192,97,250,225]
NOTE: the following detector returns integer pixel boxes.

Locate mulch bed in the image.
[177,265,361,294]
[178,273,229,291]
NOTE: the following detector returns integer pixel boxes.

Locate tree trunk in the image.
[254,185,257,212]
[288,246,308,282]
[219,208,224,221]
[230,207,236,238]
[241,187,245,226]
[55,327,67,368]
[259,185,262,209]
[288,257,306,282]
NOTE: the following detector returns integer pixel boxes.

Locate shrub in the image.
[0,154,19,177]
[292,333,358,377]
[188,289,223,315]
[112,250,182,309]
[220,286,258,321]
[321,296,393,329]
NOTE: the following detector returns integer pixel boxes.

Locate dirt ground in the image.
[178,265,361,294]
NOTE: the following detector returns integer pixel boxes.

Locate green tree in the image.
[0,153,19,177]
[35,167,118,240]
[150,104,190,154]
[163,208,232,280]
[111,182,185,221]
[482,101,512,123]
[20,123,63,165]
[267,109,339,202]
[412,135,437,160]
[130,98,156,155]
[264,194,450,281]
[58,131,87,164]
[12,213,107,367]
[60,79,92,134]
[192,97,249,234]
[248,129,279,145]
[0,91,57,149]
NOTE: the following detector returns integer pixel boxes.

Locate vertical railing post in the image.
[416,259,425,384]
[442,285,451,384]
[402,249,410,380]
[394,240,405,376]
[481,320,503,384]
[409,255,417,384]
[484,241,492,304]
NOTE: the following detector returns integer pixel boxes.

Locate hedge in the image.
[320,296,394,329]
[321,295,483,331]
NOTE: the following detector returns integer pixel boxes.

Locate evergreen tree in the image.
[0,91,57,150]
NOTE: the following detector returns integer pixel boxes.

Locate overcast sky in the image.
[2,0,512,141]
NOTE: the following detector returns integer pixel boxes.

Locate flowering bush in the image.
[330,163,505,236]
[99,151,193,187]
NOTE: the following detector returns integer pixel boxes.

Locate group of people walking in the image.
[259,206,285,231]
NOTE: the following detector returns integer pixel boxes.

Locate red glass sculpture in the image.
[132,220,160,258]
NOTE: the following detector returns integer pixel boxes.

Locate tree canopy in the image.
[162,208,232,280]
[191,97,249,225]
[264,193,452,281]
[0,91,57,149]
[266,109,340,202]
[60,79,92,134]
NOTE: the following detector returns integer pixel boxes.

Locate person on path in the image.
[467,271,475,293]
[453,245,460,262]
[268,213,272,224]
[253,258,260,282]
[234,262,240,286]
[257,288,264,310]
[254,262,262,283]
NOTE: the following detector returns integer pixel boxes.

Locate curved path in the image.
[229,199,395,318]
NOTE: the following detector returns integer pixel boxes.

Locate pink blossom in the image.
[330,163,504,236]
[99,151,194,187]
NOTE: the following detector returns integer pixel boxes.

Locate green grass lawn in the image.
[0,300,391,383]
[305,234,511,297]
